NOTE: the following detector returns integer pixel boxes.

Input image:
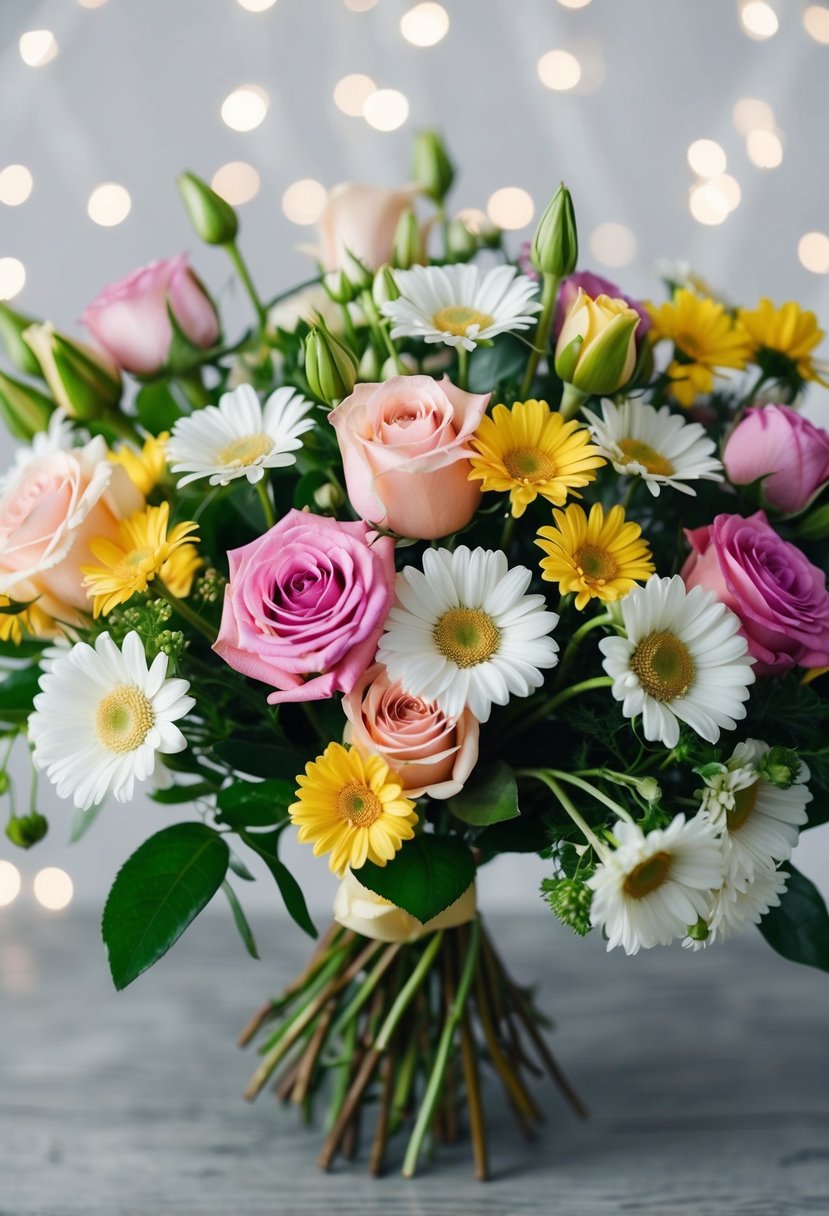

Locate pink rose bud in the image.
[681,510,829,676]
[342,663,480,800]
[213,510,396,704]
[723,404,829,514]
[316,183,418,273]
[329,375,488,540]
[83,254,220,376]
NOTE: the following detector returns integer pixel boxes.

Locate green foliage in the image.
[221,881,259,959]
[5,811,48,848]
[0,666,41,724]
[467,334,528,396]
[759,866,829,973]
[215,777,294,828]
[541,876,593,936]
[447,761,519,827]
[358,835,476,923]
[211,739,302,782]
[134,381,183,433]
[237,828,316,938]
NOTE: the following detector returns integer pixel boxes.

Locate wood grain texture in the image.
[2,907,828,1215]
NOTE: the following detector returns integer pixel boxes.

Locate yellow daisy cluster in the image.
[647,289,753,408]
[738,298,828,387]
[109,431,170,496]
[0,595,53,645]
[536,503,655,610]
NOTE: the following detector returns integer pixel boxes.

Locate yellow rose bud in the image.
[554,289,639,396]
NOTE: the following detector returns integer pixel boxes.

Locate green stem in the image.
[375,932,444,1051]
[519,769,610,860]
[225,240,267,331]
[546,769,635,823]
[456,345,469,391]
[339,303,358,350]
[254,478,276,530]
[156,581,216,642]
[362,292,403,373]
[520,272,559,399]
[500,511,516,556]
[556,611,614,685]
[175,367,212,411]
[621,477,639,513]
[507,675,613,736]
[558,381,587,421]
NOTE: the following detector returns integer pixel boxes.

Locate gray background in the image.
[1,0,828,919]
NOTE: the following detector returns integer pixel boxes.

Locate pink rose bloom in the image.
[316,183,416,273]
[214,509,396,704]
[83,254,220,376]
[682,510,829,676]
[723,404,829,514]
[0,436,142,627]
[342,663,480,800]
[329,375,488,540]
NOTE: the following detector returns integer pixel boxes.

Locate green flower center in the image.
[433,607,501,668]
[95,685,153,753]
[574,543,618,583]
[631,630,695,701]
[504,447,557,483]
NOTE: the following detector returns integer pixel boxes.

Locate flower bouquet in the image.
[2,131,829,1180]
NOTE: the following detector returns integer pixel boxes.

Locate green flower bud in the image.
[0,771,8,795]
[177,171,239,245]
[358,344,382,381]
[381,353,417,380]
[759,747,801,789]
[541,876,592,937]
[0,301,44,378]
[372,265,400,309]
[305,324,358,404]
[313,481,345,511]
[636,777,662,805]
[686,917,710,942]
[392,208,425,270]
[323,269,356,305]
[532,183,578,278]
[554,289,639,396]
[5,811,49,849]
[412,130,455,204]
[342,248,373,293]
[797,502,829,542]
[23,323,121,420]
[445,217,477,263]
[0,370,54,440]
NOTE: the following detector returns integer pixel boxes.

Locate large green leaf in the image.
[102,823,229,990]
[759,865,829,973]
[222,880,259,959]
[0,665,41,723]
[135,381,184,433]
[358,835,476,924]
[216,777,294,828]
[212,739,301,781]
[447,761,519,827]
[239,829,317,938]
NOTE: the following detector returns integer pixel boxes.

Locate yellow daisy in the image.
[291,743,418,877]
[737,298,828,386]
[109,432,170,496]
[647,289,753,407]
[536,502,655,610]
[160,544,203,599]
[468,399,606,518]
[82,502,199,618]
[0,595,53,644]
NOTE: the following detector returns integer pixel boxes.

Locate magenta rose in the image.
[723,404,829,514]
[681,510,829,676]
[213,509,396,704]
[83,254,219,376]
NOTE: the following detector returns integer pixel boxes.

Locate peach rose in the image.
[316,183,417,273]
[342,663,480,799]
[333,868,477,943]
[329,375,488,539]
[0,436,142,627]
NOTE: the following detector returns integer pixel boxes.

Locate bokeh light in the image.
[689,181,730,226]
[746,129,783,168]
[237,0,278,9]
[804,4,829,41]
[710,173,742,213]
[19,30,59,67]
[33,867,74,911]
[221,85,270,132]
[282,179,328,224]
[363,89,410,132]
[87,183,132,226]
[798,232,829,274]
[344,0,377,10]
[211,162,260,205]
[0,258,26,300]
[687,139,727,177]
[557,0,592,7]
[333,74,376,117]
[0,165,33,207]
[78,0,109,7]
[733,97,775,135]
[740,1,779,39]
[0,860,21,907]
[589,222,637,268]
[486,187,534,230]
[400,3,449,46]
[537,49,582,91]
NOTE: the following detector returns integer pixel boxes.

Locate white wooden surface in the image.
[2,907,829,1215]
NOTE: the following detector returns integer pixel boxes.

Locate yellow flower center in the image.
[623,851,672,899]
[726,782,759,833]
[432,306,495,336]
[95,685,154,753]
[336,783,382,827]
[504,447,558,483]
[617,438,675,477]
[111,547,158,583]
[630,630,695,701]
[433,607,501,668]
[573,543,619,584]
[217,433,273,468]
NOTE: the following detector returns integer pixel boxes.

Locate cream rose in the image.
[317,183,417,273]
[333,868,477,943]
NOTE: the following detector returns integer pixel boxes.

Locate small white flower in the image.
[600,575,755,749]
[29,631,194,810]
[167,384,315,488]
[582,398,723,497]
[377,546,559,723]
[0,408,77,490]
[588,813,726,955]
[683,862,789,950]
[381,264,541,353]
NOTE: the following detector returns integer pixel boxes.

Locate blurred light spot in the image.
[733,97,775,134]
[0,258,26,300]
[558,0,592,7]
[456,207,488,234]
[710,173,742,212]
[282,179,327,225]
[87,182,132,226]
[740,1,778,38]
[33,867,73,911]
[589,222,636,268]
[804,4,829,41]
[487,187,534,231]
[400,3,449,46]
[344,0,377,10]
[689,181,730,226]
[0,859,21,907]
[687,139,727,177]
[537,49,582,90]
[746,128,783,168]
[78,0,109,7]
[237,0,277,9]
[363,89,409,132]
[0,165,33,207]
[0,942,35,994]
[221,85,269,132]
[211,161,260,205]
[333,73,376,117]
[19,30,59,66]
[799,232,829,273]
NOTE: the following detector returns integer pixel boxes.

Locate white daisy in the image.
[582,398,723,497]
[381,264,541,353]
[166,384,315,488]
[376,546,559,723]
[599,575,755,750]
[588,814,726,955]
[29,631,194,810]
[683,862,789,950]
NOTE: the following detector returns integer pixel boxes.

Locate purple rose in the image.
[723,404,829,514]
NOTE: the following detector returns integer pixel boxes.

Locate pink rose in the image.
[214,509,396,704]
[0,437,142,627]
[682,510,829,676]
[83,255,220,375]
[342,663,480,799]
[316,183,417,272]
[329,375,488,539]
[723,405,829,514]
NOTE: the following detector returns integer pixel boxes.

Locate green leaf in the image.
[216,777,294,827]
[221,880,259,959]
[468,334,528,394]
[759,865,829,973]
[0,665,41,723]
[211,739,300,781]
[228,848,256,881]
[476,814,552,856]
[150,781,216,805]
[69,800,105,844]
[447,761,519,827]
[0,597,38,616]
[293,469,330,511]
[358,835,476,924]
[102,823,229,990]
[239,829,317,938]
[135,381,184,433]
